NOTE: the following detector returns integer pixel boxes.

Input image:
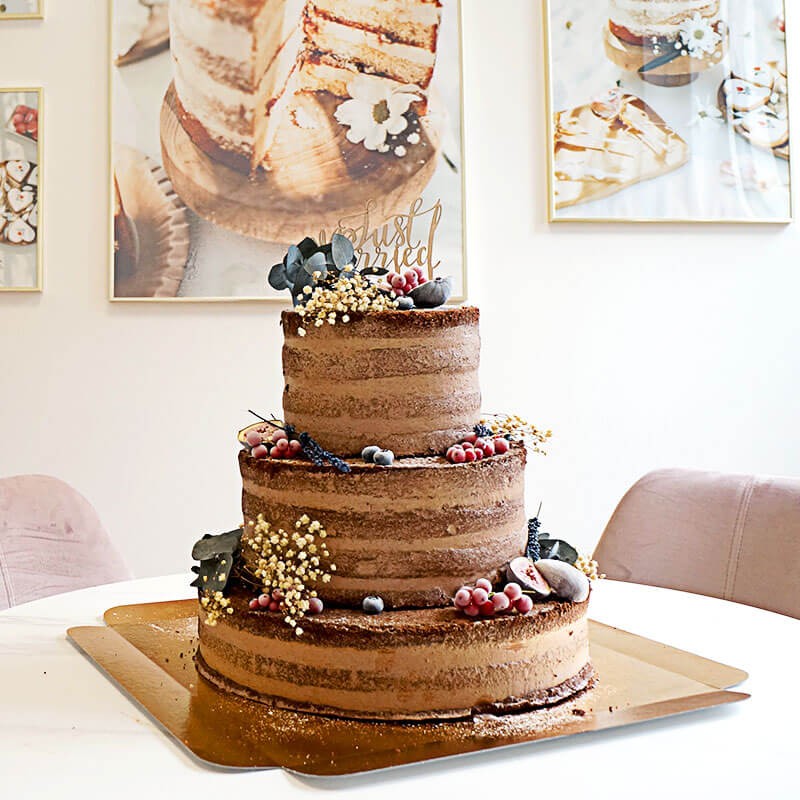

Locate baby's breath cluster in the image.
[296,271,397,336]
[200,590,234,626]
[243,513,336,636]
[575,554,605,582]
[480,414,552,455]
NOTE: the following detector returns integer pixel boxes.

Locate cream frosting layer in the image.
[609,0,720,37]
[239,443,527,608]
[198,597,592,720]
[282,308,482,457]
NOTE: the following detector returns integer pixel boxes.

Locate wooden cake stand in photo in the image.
[159,83,442,243]
[113,144,190,299]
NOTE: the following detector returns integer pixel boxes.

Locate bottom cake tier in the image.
[197,587,594,721]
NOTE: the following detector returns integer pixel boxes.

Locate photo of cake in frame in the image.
[605,0,729,86]
[110,0,465,301]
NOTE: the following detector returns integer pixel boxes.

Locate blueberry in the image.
[373,449,395,466]
[397,296,415,311]
[361,445,381,463]
[362,595,385,614]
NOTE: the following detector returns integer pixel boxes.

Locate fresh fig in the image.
[505,556,551,597]
[535,559,590,603]
[409,276,453,309]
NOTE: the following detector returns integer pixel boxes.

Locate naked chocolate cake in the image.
[192,235,600,721]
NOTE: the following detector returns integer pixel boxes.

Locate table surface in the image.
[1,576,797,798]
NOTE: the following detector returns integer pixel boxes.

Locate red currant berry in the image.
[515,595,534,614]
[390,273,405,289]
[464,449,477,462]
[245,430,263,447]
[413,266,426,280]
[308,597,324,614]
[257,594,270,608]
[251,445,269,459]
[504,582,523,601]
[481,440,496,457]
[492,592,511,612]
[268,601,280,612]
[248,598,260,610]
[472,587,489,605]
[275,438,290,452]
[473,448,484,461]
[494,437,510,454]
[479,600,496,617]
[271,429,288,444]
[454,588,472,608]
[475,578,492,592]
[464,603,480,617]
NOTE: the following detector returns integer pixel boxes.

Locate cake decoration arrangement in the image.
[187,232,603,720]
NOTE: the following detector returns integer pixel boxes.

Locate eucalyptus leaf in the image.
[268,263,290,291]
[304,251,328,277]
[190,553,235,593]
[297,237,318,259]
[285,245,303,283]
[537,538,578,566]
[331,233,355,270]
[191,528,242,561]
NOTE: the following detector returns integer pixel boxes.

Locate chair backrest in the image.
[593,468,800,620]
[0,474,131,611]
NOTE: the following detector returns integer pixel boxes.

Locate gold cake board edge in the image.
[66,599,749,777]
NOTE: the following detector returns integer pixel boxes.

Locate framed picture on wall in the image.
[0,1,43,20]
[109,0,467,301]
[0,87,41,292]
[544,0,791,223]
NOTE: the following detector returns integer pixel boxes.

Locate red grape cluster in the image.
[446,433,510,464]
[453,579,534,617]
[381,266,428,298]
[249,589,324,615]
[10,105,37,140]
[245,427,303,460]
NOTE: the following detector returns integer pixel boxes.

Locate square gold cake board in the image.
[67,600,749,777]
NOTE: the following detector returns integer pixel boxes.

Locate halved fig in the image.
[506,557,551,597]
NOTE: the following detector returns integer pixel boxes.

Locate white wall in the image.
[1,1,799,577]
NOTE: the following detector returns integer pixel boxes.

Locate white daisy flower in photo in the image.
[678,12,721,58]
[334,75,421,152]
[688,97,724,126]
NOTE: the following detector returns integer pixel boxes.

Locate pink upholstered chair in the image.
[0,475,131,611]
[593,468,800,620]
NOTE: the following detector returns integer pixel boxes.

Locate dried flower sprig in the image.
[200,590,234,626]
[575,554,605,582]
[480,414,552,455]
[242,514,336,636]
[296,271,398,336]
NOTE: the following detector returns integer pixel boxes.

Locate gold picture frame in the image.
[543,0,793,224]
[0,86,42,293]
[107,0,469,303]
[0,0,43,21]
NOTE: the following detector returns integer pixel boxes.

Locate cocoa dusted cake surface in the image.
[239,441,527,609]
[197,585,593,721]
[281,307,482,458]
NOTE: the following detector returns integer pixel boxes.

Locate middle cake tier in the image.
[239,443,528,609]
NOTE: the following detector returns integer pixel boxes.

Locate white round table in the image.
[1,577,797,798]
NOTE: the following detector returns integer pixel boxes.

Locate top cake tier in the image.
[282,307,481,457]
